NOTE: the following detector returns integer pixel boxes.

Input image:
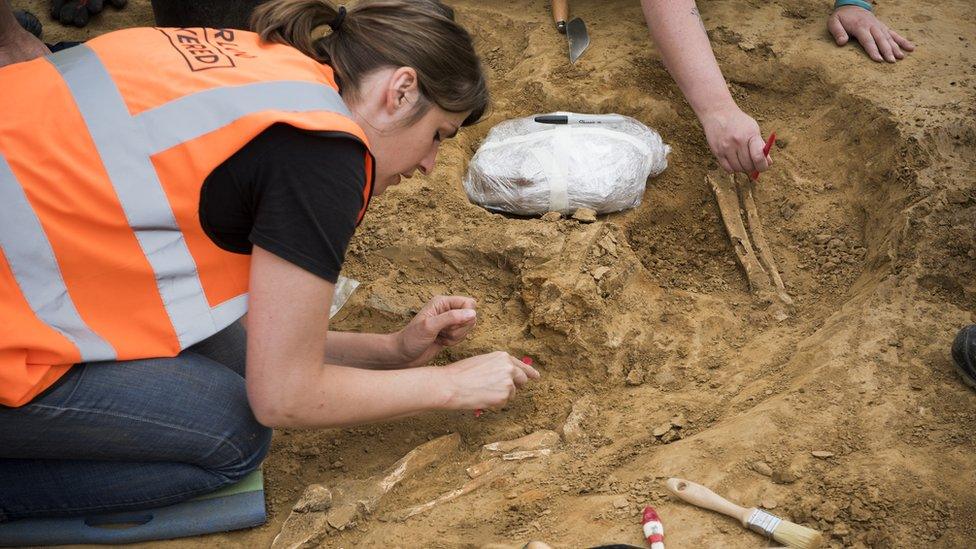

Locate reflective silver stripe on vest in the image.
[47,45,353,349]
[0,154,117,361]
[137,80,351,154]
[211,294,249,329]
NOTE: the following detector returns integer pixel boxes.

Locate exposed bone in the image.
[708,173,792,317]
[560,395,594,442]
[482,430,559,453]
[739,177,793,307]
[502,449,552,461]
[708,173,771,293]
[388,462,514,522]
[272,433,460,549]
[292,484,332,513]
[466,458,502,479]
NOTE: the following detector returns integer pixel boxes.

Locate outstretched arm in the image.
[827,1,914,63]
[640,0,770,175]
[0,0,48,68]
[244,246,538,428]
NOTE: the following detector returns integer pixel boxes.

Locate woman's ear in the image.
[385,66,420,115]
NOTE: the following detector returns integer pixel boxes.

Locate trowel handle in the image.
[666,478,750,525]
[552,0,568,31]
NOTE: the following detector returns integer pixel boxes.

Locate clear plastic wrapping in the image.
[330,275,359,318]
[463,112,670,216]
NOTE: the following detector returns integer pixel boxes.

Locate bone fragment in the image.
[502,449,552,461]
[389,462,514,522]
[467,458,502,479]
[483,429,559,453]
[272,433,460,549]
[709,173,792,318]
[292,484,332,513]
[560,395,594,442]
[739,176,793,307]
[708,173,771,294]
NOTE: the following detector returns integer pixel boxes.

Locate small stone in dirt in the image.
[652,423,672,437]
[813,233,832,245]
[812,450,835,458]
[293,484,333,513]
[591,266,611,280]
[946,189,969,204]
[613,496,630,509]
[571,207,597,223]
[660,430,681,443]
[772,467,797,484]
[541,211,562,222]
[327,504,358,530]
[670,415,687,429]
[625,368,644,386]
[761,497,778,509]
[752,461,773,477]
[832,522,851,537]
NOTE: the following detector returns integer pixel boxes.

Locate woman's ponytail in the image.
[251,0,488,127]
[250,0,338,62]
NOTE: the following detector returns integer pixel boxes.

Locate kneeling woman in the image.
[0,0,538,520]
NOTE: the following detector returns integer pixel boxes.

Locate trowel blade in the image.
[567,17,589,63]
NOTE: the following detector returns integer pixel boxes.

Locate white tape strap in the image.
[528,130,569,212]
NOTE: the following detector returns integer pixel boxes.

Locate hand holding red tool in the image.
[750,132,776,181]
[474,356,533,418]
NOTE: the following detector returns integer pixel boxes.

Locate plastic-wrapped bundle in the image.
[463,113,670,216]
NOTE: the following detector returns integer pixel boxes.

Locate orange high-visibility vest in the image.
[0,28,374,407]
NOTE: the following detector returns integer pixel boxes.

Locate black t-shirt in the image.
[199,123,368,283]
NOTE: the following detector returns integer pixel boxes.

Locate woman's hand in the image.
[442,351,540,411]
[394,295,478,367]
[828,6,915,63]
[700,106,772,175]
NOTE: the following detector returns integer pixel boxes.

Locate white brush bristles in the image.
[772,520,824,549]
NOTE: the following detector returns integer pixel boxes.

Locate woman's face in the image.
[346,67,471,195]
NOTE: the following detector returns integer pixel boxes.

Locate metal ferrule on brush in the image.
[746,509,782,537]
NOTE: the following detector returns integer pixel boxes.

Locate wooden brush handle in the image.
[666,478,751,525]
[552,0,568,23]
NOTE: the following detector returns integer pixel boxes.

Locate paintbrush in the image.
[666,478,822,549]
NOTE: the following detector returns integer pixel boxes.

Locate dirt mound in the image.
[23,0,976,547]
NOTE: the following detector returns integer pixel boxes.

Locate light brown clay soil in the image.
[18,0,976,547]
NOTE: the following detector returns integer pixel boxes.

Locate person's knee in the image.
[211,413,272,481]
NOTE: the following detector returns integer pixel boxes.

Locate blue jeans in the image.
[0,323,271,521]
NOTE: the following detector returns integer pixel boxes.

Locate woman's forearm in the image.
[250,362,454,428]
[324,331,406,369]
[640,0,738,119]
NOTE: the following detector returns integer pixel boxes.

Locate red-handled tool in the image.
[642,506,665,549]
[474,356,533,418]
[750,132,776,181]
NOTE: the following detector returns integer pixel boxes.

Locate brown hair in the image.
[251,0,488,126]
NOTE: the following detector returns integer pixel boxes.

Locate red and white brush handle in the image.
[642,506,665,549]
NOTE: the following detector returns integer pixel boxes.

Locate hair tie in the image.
[329,6,347,32]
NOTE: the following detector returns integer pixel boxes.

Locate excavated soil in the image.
[20,0,976,547]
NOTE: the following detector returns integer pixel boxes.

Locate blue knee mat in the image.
[0,470,265,546]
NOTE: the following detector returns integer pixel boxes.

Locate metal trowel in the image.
[552,0,589,63]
